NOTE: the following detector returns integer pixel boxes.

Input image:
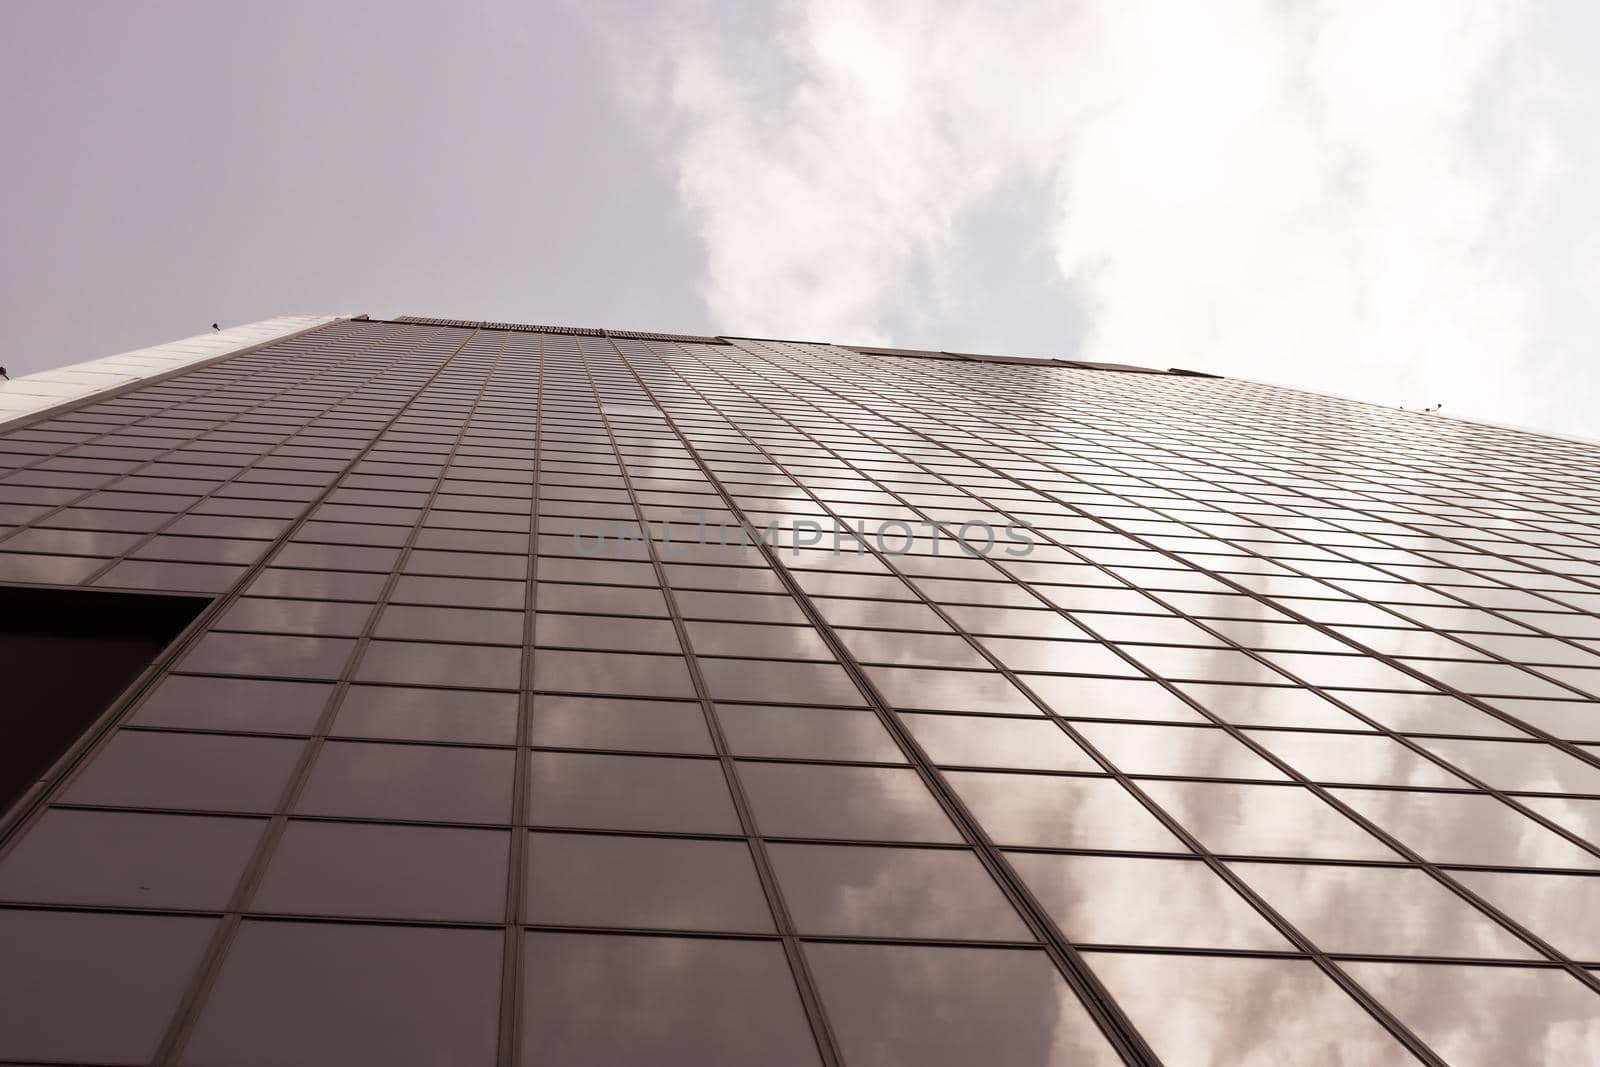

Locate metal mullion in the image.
[1030,476,1600,768]
[0,316,362,480]
[747,341,1600,997]
[1232,445,1600,598]
[822,346,1600,931]
[723,340,1583,1057]
[947,407,1600,841]
[1064,439,1600,717]
[0,325,404,552]
[3,329,432,534]
[759,346,1600,815]
[578,340,846,1067]
[719,358,1476,1064]
[35,793,1600,878]
[601,341,1164,1067]
[927,363,1600,742]
[78,361,461,583]
[0,339,476,861]
[496,335,543,1067]
[151,327,495,1065]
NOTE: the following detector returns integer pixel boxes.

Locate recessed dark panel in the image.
[0,584,207,816]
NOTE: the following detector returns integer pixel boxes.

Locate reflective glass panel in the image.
[1138,780,1397,860]
[738,763,961,843]
[1331,788,1600,870]
[527,752,741,834]
[1231,862,1535,958]
[1008,852,1289,950]
[806,943,1122,1067]
[770,843,1029,940]
[1085,952,1416,1067]
[1343,961,1600,1067]
[183,921,502,1067]
[525,832,774,932]
[520,933,820,1067]
[945,771,1183,851]
[900,712,1099,771]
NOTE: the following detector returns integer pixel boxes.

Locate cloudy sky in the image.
[4,1,1598,437]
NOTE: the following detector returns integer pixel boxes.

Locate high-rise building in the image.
[1,314,1598,1066]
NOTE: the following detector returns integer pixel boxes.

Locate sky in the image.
[3,1,1598,438]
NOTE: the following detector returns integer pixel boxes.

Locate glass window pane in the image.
[900,712,1098,772]
[944,771,1183,851]
[1074,723,1290,780]
[1520,795,1600,845]
[982,636,1142,676]
[356,640,522,690]
[1342,961,1600,1067]
[331,685,519,746]
[1341,691,1524,737]
[296,742,513,824]
[529,695,714,755]
[1244,731,1466,788]
[184,921,502,1067]
[253,820,508,922]
[717,704,905,762]
[700,658,865,706]
[1416,738,1600,794]
[1138,780,1397,860]
[1260,652,1437,692]
[130,675,333,734]
[692,621,835,660]
[817,596,950,631]
[533,649,696,699]
[770,843,1029,940]
[677,590,807,624]
[535,613,681,653]
[739,763,961,843]
[865,666,1039,716]
[1026,676,1208,723]
[527,752,741,834]
[180,632,357,681]
[0,910,216,1064]
[1331,788,1600,870]
[218,597,371,637]
[944,605,1086,641]
[1483,698,1600,743]
[524,832,774,932]
[520,932,820,1067]
[1007,853,1289,950]
[1124,646,1288,685]
[1230,862,1535,958]
[62,731,304,813]
[1450,870,1600,963]
[376,605,524,646]
[805,943,1122,1067]
[0,809,262,910]
[1085,952,1416,1067]
[1177,683,1365,730]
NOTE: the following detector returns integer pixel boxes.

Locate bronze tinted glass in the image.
[5,317,1600,1065]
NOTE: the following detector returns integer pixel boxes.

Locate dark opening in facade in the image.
[0,584,206,817]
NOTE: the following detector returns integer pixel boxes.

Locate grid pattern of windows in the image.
[2,318,1599,1065]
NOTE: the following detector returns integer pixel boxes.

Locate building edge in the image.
[0,314,366,432]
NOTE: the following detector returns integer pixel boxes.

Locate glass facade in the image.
[1,316,1599,1065]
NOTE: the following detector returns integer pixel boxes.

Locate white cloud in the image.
[587,0,1600,437]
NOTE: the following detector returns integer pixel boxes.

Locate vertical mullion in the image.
[497,332,543,1067]
[152,327,496,1065]
[731,339,1600,999]
[578,339,845,1067]
[598,338,1164,1067]
[0,319,355,547]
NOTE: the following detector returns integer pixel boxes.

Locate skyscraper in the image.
[2,315,1598,1065]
